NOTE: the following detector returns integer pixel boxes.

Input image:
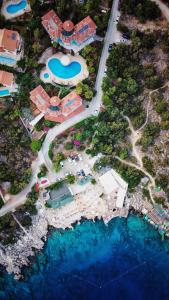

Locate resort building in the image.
[1,0,31,20]
[0,70,18,97]
[0,28,23,66]
[99,169,128,209]
[45,184,74,209]
[41,10,97,52]
[29,85,85,124]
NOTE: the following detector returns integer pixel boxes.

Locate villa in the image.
[0,70,18,97]
[1,0,31,20]
[0,28,23,66]
[41,10,97,53]
[29,85,85,124]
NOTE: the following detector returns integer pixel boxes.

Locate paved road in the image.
[152,0,169,21]
[41,0,120,170]
[0,0,120,216]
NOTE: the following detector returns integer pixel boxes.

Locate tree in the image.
[30,139,42,152]
[76,82,83,95]
[66,174,75,184]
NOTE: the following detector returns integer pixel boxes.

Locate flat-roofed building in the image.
[99,169,128,209]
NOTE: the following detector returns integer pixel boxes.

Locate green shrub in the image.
[30,139,42,152]
[91,178,97,184]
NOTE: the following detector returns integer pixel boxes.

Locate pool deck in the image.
[0,45,24,67]
[0,83,18,97]
[1,0,31,20]
[40,52,89,86]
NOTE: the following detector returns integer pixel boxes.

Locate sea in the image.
[1,214,169,300]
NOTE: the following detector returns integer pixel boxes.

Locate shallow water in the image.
[1,215,169,300]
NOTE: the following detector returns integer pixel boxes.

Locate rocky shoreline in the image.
[0,185,129,279]
[1,186,167,280]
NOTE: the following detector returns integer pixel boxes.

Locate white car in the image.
[94,109,98,116]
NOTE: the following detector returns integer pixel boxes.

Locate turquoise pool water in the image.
[0,89,10,97]
[48,57,81,79]
[44,73,49,79]
[0,56,15,65]
[1,215,169,299]
[6,0,27,14]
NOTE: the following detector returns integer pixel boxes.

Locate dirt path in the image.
[116,81,169,202]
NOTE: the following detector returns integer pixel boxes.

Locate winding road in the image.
[0,0,121,216]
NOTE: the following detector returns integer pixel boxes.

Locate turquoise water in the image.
[0,56,15,65]
[6,0,27,14]
[0,89,10,97]
[48,58,81,79]
[1,215,169,299]
[44,73,49,79]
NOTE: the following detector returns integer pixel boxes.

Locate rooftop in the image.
[99,169,128,209]
[41,10,96,46]
[30,85,84,123]
[0,29,20,52]
[62,20,74,32]
[0,70,14,87]
[48,183,74,209]
[30,85,50,112]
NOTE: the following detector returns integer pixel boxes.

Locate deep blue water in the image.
[1,215,169,300]
[6,0,27,14]
[48,58,81,79]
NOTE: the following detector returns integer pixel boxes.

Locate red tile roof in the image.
[61,91,83,117]
[41,10,62,40]
[0,29,20,52]
[30,85,85,123]
[41,10,96,46]
[30,85,50,112]
[74,16,97,44]
[62,20,74,32]
[0,70,14,87]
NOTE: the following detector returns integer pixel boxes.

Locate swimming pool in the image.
[48,57,81,79]
[0,55,16,65]
[0,89,10,97]
[6,0,27,14]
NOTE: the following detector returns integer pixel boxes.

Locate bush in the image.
[142,156,155,175]
[64,142,74,150]
[43,119,56,128]
[47,180,64,190]
[91,178,97,184]
[154,196,165,205]
[38,164,48,178]
[66,174,75,184]
[30,139,42,152]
